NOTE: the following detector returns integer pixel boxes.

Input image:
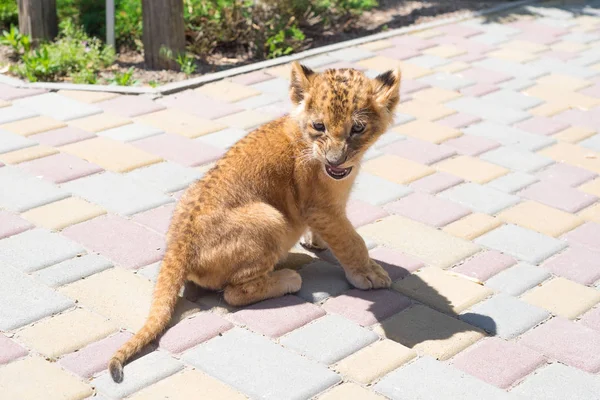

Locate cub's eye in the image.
[351,123,365,135]
[312,122,326,132]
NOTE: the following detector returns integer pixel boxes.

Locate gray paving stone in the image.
[182,327,340,400]
[280,314,378,364]
[0,166,69,212]
[0,129,36,154]
[328,47,375,62]
[251,78,290,98]
[481,147,554,173]
[471,32,510,45]
[512,363,600,400]
[362,146,384,161]
[351,172,412,206]
[297,261,351,303]
[393,113,416,125]
[487,172,540,193]
[476,225,567,265]
[136,261,161,283]
[446,98,531,125]
[439,183,520,214]
[460,293,550,339]
[481,89,544,110]
[406,55,451,69]
[374,132,406,149]
[0,261,74,330]
[93,351,183,399]
[195,128,248,150]
[484,262,552,296]
[460,20,520,36]
[14,93,103,121]
[33,254,112,287]
[303,54,337,68]
[572,47,600,67]
[499,78,535,91]
[579,134,600,153]
[474,58,550,80]
[463,122,556,151]
[0,105,38,124]
[97,123,163,142]
[527,58,598,79]
[561,32,600,43]
[235,93,280,110]
[418,73,476,91]
[126,162,202,193]
[63,172,173,216]
[375,356,515,400]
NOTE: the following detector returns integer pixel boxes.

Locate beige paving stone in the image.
[393,120,461,144]
[362,154,434,184]
[411,29,443,38]
[373,305,484,360]
[318,383,386,400]
[58,90,120,103]
[488,48,538,63]
[214,110,274,130]
[0,99,10,108]
[536,74,593,91]
[436,61,470,74]
[579,178,600,197]
[68,112,132,133]
[411,87,462,104]
[539,143,600,174]
[528,102,571,117]
[0,145,58,164]
[524,85,600,109]
[59,268,200,331]
[0,356,92,400]
[498,200,584,237]
[263,64,291,79]
[397,62,434,79]
[398,100,456,121]
[592,63,600,72]
[129,368,247,400]
[502,40,547,53]
[521,277,600,319]
[334,339,416,384]
[434,155,508,184]
[0,116,67,136]
[442,213,502,241]
[135,108,225,138]
[16,308,117,358]
[357,56,402,72]
[21,197,106,230]
[553,126,596,143]
[196,80,262,102]
[423,44,466,58]
[61,137,162,172]
[359,40,394,51]
[550,41,589,53]
[579,203,600,223]
[359,215,480,269]
[393,267,492,313]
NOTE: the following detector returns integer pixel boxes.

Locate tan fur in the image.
[109,62,401,382]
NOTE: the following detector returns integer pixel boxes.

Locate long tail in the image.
[108,253,187,382]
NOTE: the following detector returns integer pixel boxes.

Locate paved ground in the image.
[1,1,600,399]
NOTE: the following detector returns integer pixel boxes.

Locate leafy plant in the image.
[109,67,137,86]
[176,52,197,75]
[1,26,31,55]
[265,23,305,59]
[0,0,17,31]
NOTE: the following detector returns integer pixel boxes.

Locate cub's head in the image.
[289,61,401,180]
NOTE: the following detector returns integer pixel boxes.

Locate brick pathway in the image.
[2,1,600,399]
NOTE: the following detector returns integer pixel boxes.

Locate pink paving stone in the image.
[322,289,412,326]
[431,36,492,54]
[62,214,165,269]
[579,83,600,99]
[509,20,569,37]
[0,210,33,239]
[30,126,96,147]
[459,67,512,85]
[443,135,500,156]
[436,24,483,38]
[519,317,600,373]
[0,83,46,100]
[131,204,175,236]
[581,307,600,332]
[159,313,233,353]
[454,53,486,63]
[460,83,499,97]
[400,80,431,96]
[231,71,274,85]
[377,46,421,60]
[158,91,243,120]
[347,199,388,228]
[319,61,366,71]
[519,181,598,213]
[96,95,166,118]
[536,163,596,187]
[59,332,132,378]
[384,192,471,228]
[409,172,464,194]
[369,247,425,281]
[563,222,600,252]
[512,32,561,45]
[452,338,546,389]
[543,245,600,285]
[437,113,482,129]
[453,250,516,281]
[0,334,28,365]
[382,137,456,165]
[389,35,436,50]
[132,133,225,167]
[230,295,325,338]
[514,117,570,136]
[19,153,103,184]
[541,50,577,61]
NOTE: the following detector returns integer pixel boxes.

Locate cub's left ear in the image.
[372,68,402,113]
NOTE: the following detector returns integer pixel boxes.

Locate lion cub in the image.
[109,61,401,382]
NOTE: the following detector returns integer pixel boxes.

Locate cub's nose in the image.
[325,154,346,167]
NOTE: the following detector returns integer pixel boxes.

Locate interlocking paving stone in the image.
[563,222,600,251]
[434,155,508,184]
[474,57,551,80]
[363,154,435,184]
[0,83,46,100]
[280,314,378,364]
[133,133,225,167]
[498,200,584,237]
[58,90,119,104]
[409,172,464,194]
[195,127,248,150]
[346,199,388,228]
[486,172,539,193]
[159,90,244,120]
[19,152,103,184]
[512,363,600,400]
[15,93,102,121]
[127,161,202,193]
[0,262,74,330]
[322,289,411,326]
[31,250,111,288]
[97,95,166,118]
[522,277,600,319]
[451,338,546,389]
[182,328,340,400]
[484,262,552,296]
[350,172,412,205]
[514,116,570,136]
[296,261,352,303]
[0,115,66,136]
[443,135,500,156]
[63,172,173,216]
[29,126,95,147]
[519,181,597,213]
[0,210,32,239]
[464,121,555,151]
[375,356,512,400]
[369,247,425,281]
[21,197,106,231]
[446,97,531,125]
[453,250,516,281]
[460,293,550,338]
[581,307,600,333]
[543,245,600,285]
[418,72,475,90]
[319,382,387,400]
[481,89,544,110]
[159,312,234,353]
[0,144,58,164]
[329,47,375,61]
[537,162,596,187]
[131,204,174,236]
[0,129,35,154]
[481,147,553,173]
[383,137,457,165]
[97,122,163,142]
[0,106,39,124]
[437,112,482,129]
[439,182,520,214]
[0,334,27,365]
[384,192,471,227]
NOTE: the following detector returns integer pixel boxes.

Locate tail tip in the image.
[109,358,124,383]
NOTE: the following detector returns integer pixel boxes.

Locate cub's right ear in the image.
[290,61,315,105]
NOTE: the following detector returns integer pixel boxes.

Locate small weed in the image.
[176,53,197,75]
[265,23,305,59]
[0,26,31,55]
[109,67,138,86]
[148,80,159,88]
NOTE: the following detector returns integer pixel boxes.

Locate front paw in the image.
[346,259,392,290]
[300,230,328,251]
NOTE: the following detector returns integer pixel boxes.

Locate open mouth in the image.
[325,165,353,180]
